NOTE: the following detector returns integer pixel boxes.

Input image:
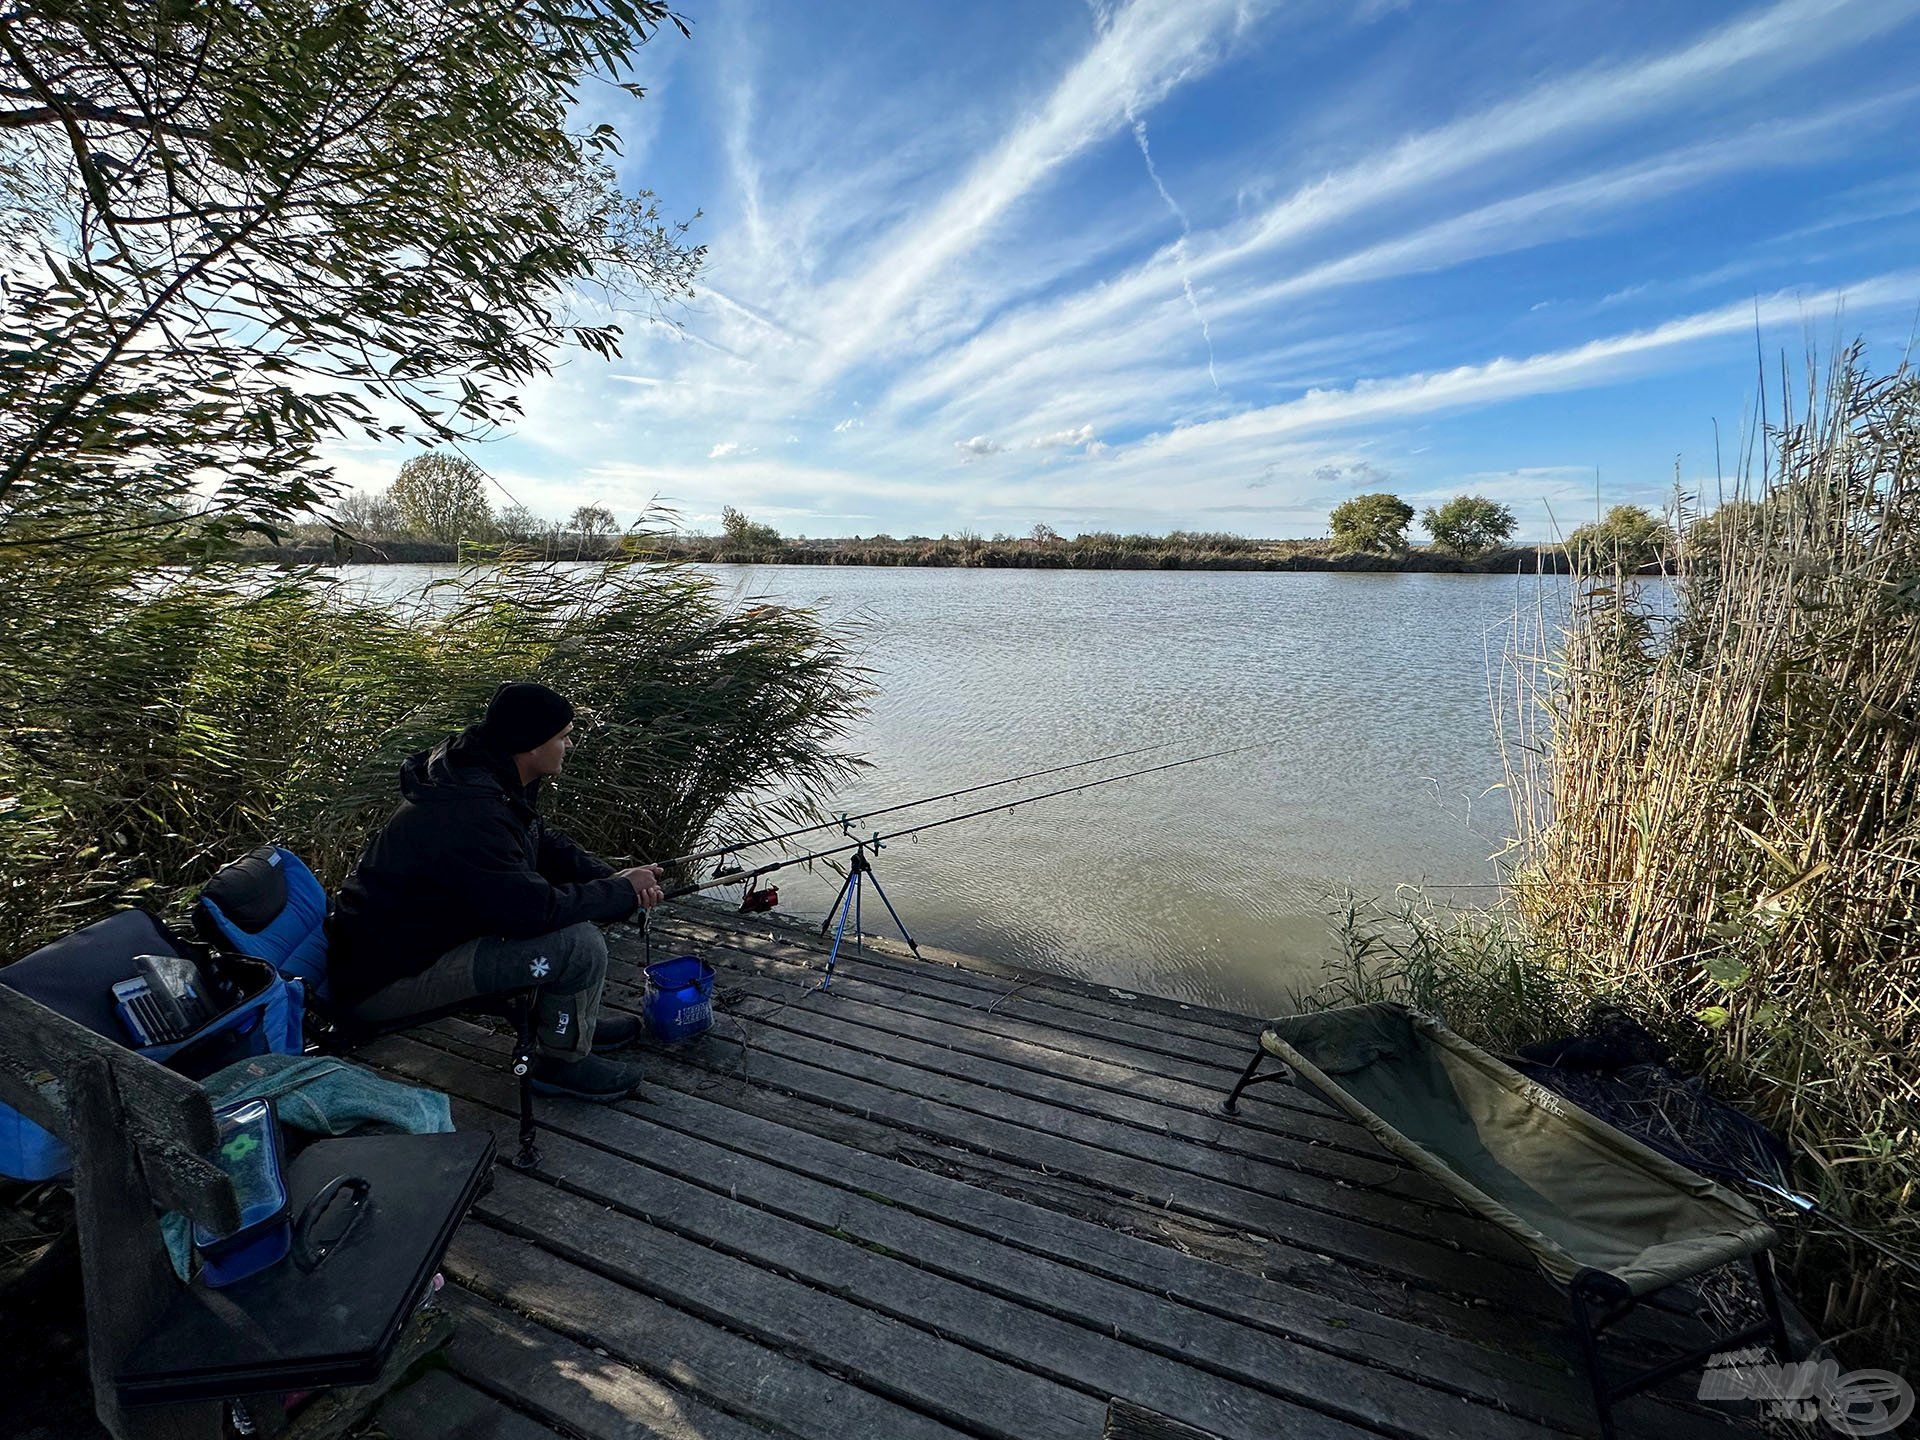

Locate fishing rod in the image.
[648,735,1195,872]
[658,738,1274,902]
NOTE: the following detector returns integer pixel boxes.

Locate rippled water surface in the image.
[346,563,1563,1017]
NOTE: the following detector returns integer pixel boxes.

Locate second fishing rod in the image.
[656,738,1273,903]
[625,734,1198,873]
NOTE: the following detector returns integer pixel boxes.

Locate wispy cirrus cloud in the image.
[339,0,1920,540]
[888,0,1916,418]
[805,0,1269,384]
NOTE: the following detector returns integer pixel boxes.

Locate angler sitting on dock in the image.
[328,681,666,1102]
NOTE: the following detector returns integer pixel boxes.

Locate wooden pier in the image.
[354,908,1763,1440]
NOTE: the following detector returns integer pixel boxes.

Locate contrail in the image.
[1080,0,1220,392]
[1125,106,1221,393]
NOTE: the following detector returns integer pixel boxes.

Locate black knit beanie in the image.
[477,681,574,755]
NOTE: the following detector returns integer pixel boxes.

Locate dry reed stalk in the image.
[1500,351,1920,1366]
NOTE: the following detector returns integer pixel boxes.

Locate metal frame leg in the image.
[861,865,922,959]
[1220,1037,1292,1114]
[1752,1250,1794,1358]
[1569,1258,1792,1440]
[506,992,541,1171]
[1570,1278,1621,1440]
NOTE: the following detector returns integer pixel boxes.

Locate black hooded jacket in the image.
[327,728,638,1007]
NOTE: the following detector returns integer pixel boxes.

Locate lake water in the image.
[342,563,1563,1018]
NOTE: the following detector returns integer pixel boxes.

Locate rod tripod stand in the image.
[817,836,920,990]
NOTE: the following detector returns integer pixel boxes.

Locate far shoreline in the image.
[246,535,1584,575]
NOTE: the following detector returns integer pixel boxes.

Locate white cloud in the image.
[1111,272,1920,469]
[833,416,862,433]
[888,0,1914,414]
[956,435,1005,459]
[1029,424,1099,449]
[808,0,1265,383]
[708,441,743,459]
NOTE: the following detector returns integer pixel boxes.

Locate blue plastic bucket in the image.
[642,955,715,1042]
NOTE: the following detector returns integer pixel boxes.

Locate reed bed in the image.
[0,554,869,958]
[1505,355,1918,1365]
[1319,352,1919,1369]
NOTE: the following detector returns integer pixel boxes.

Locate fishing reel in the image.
[712,853,779,914]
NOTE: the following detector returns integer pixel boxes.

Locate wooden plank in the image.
[448,1220,981,1440]
[620,1015,1539,1296]
[373,1029,1734,1440]
[640,969,1486,1232]
[0,987,223,1172]
[659,906,1267,1037]
[438,1288,778,1440]
[382,1040,1569,1440]
[648,954,1383,1155]
[372,1368,565,1440]
[66,1058,221,1440]
[367,1041,1398,1440]
[402,1016,1541,1315]
[475,1168,1112,1440]
[1104,1399,1229,1440]
[634,917,1268,1071]
[136,1140,242,1237]
[284,1305,456,1440]
[408,1016,1709,1370]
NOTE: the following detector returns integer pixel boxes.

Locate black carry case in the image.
[115,1129,495,1405]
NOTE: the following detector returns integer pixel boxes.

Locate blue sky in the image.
[330,0,1920,542]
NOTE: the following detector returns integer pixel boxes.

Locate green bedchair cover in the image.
[1261,1003,1776,1296]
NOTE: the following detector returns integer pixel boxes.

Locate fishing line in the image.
[659,739,1276,902]
[645,734,1198,871]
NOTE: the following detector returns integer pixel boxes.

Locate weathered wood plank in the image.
[66,1058,221,1440]
[373,1027,1735,1440]
[136,1140,243,1237]
[447,1219,985,1440]
[409,1019,1511,1339]
[632,916,1267,1073]
[638,968,1491,1235]
[365,1040,1421,1440]
[612,1016,1539,1300]
[437,1287,779,1440]
[375,1037,1577,1440]
[408,1015,1712,1369]
[372,1368,565,1440]
[643,953,1381,1155]
[0,987,223,1182]
[1104,1398,1230,1440]
[475,1168,1111,1440]
[283,1304,456,1440]
[657,906,1266,1037]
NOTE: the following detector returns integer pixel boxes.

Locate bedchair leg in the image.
[1221,1047,1266,1114]
[1752,1251,1794,1359]
[1570,1278,1622,1440]
[1220,1035,1297,1114]
[1571,1261,1790,1440]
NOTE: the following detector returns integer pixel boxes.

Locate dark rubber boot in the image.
[591,1013,642,1053]
[530,1053,643,1102]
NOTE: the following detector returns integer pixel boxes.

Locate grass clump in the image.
[1314,350,1920,1370]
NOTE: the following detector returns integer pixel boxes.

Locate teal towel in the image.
[164,1053,454,1280]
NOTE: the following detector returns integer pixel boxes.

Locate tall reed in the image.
[0,555,869,958]
[1498,352,1919,1364]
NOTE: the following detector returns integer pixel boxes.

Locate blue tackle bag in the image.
[0,909,305,1182]
[193,846,331,1008]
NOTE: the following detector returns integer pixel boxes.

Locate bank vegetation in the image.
[1318,351,1920,1372]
